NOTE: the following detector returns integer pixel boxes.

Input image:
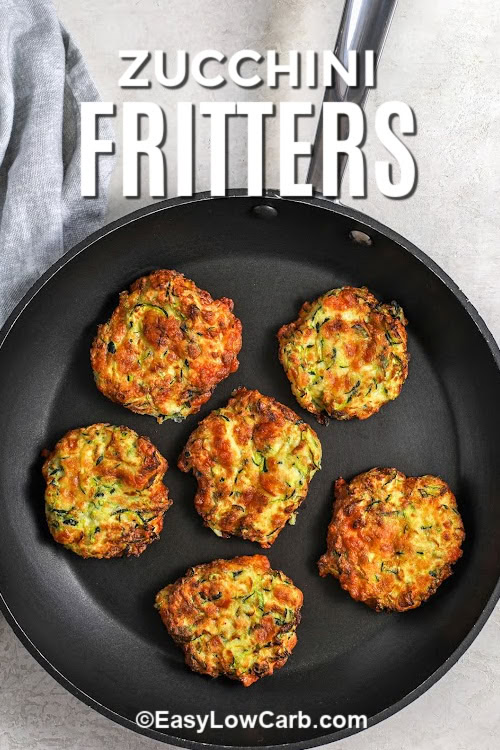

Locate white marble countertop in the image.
[1,1,499,749]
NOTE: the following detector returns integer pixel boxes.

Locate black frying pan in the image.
[1,3,500,750]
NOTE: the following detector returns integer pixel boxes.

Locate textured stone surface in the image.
[1,0,499,748]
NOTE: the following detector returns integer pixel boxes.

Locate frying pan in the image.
[1,0,499,747]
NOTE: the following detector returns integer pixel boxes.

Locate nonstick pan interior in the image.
[0,194,499,748]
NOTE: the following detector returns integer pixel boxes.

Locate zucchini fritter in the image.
[90,270,242,422]
[178,387,322,547]
[42,423,171,558]
[318,468,465,611]
[155,555,303,686]
[277,286,408,422]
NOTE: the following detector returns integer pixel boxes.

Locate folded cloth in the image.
[0,0,114,326]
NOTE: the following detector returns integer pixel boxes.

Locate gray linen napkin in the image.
[0,0,114,326]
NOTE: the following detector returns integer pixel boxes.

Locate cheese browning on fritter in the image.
[155,555,303,686]
[178,387,322,547]
[277,286,408,422]
[318,468,464,611]
[42,423,171,558]
[90,270,242,422]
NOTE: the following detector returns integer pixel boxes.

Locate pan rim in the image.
[0,189,499,749]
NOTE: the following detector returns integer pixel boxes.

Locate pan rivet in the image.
[252,205,278,220]
[349,230,373,246]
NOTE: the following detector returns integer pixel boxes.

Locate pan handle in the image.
[307,0,398,194]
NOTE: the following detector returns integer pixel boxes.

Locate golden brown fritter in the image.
[178,388,322,547]
[90,270,242,422]
[277,286,408,423]
[318,468,465,611]
[155,555,303,686]
[42,423,171,558]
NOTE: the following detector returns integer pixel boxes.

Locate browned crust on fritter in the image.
[90,269,242,422]
[318,468,465,612]
[178,387,322,546]
[277,286,409,422]
[155,555,303,686]
[42,423,171,558]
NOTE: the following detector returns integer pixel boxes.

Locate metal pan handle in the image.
[307,0,398,194]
